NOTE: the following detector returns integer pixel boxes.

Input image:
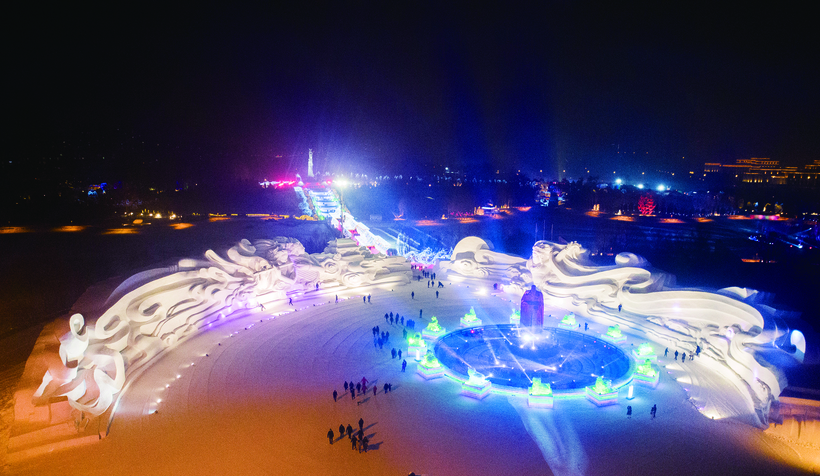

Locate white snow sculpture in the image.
[443,237,804,426]
[33,237,411,417]
[439,237,532,290]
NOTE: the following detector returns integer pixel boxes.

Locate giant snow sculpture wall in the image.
[31,237,410,418]
[440,237,805,426]
[25,235,803,432]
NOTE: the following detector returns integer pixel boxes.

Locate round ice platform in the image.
[434,325,633,390]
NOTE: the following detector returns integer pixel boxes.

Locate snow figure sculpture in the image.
[440,237,532,290]
[525,239,804,426]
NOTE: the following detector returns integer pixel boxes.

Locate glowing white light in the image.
[657,184,666,191]
[637,184,644,189]
[615,178,622,184]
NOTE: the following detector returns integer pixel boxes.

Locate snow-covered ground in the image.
[7,276,817,475]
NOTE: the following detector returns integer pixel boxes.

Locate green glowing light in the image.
[606,324,622,338]
[407,332,425,347]
[561,313,577,327]
[463,307,479,323]
[510,309,521,325]
[465,367,489,386]
[427,316,443,333]
[637,359,657,377]
[636,342,654,356]
[591,376,614,395]
[529,377,553,396]
[421,350,442,368]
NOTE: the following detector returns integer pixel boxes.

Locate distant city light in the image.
[657,185,666,191]
[637,184,644,189]
[615,178,622,184]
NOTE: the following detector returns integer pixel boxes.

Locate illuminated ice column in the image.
[586,376,618,406]
[510,309,520,326]
[559,312,577,329]
[527,377,554,408]
[632,342,657,362]
[633,359,660,388]
[461,368,492,399]
[308,148,314,177]
[417,350,445,380]
[407,332,427,360]
[460,307,482,328]
[422,316,446,340]
[602,324,626,344]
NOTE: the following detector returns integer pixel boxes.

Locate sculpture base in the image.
[632,350,657,362]
[528,394,554,408]
[586,387,619,406]
[633,370,660,388]
[601,333,627,344]
[461,380,492,399]
[422,328,446,340]
[460,318,482,328]
[417,363,445,380]
[408,343,427,359]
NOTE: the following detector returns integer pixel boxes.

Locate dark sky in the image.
[10,3,819,184]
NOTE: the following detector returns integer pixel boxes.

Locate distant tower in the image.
[308,149,314,177]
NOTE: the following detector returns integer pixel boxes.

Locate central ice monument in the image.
[520,285,544,331]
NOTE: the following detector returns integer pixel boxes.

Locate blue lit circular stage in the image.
[434,324,632,389]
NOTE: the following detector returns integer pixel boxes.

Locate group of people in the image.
[335,377,396,401]
[328,418,370,452]
[384,311,418,330]
[664,345,701,362]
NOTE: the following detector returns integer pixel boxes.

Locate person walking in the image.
[351,436,357,451]
[391,348,397,359]
[367,294,371,303]
[373,385,377,396]
[344,382,349,392]
[327,429,334,444]
[383,383,389,394]
[335,295,338,303]
[674,350,679,360]
[362,436,369,453]
[339,424,345,437]
[402,359,407,372]
[351,388,355,399]
[651,404,657,419]
[288,297,293,305]
[436,290,439,298]
[356,383,361,393]
[420,309,423,319]
[358,418,364,431]
[388,383,393,392]
[682,353,686,362]
[347,424,353,438]
[363,296,366,304]
[401,316,405,325]
[627,406,632,418]
[398,349,402,360]
[333,390,337,402]
[411,291,414,299]
[385,314,389,323]
[390,316,394,325]
[664,348,669,357]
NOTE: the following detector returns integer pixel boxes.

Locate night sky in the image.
[10,3,819,184]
